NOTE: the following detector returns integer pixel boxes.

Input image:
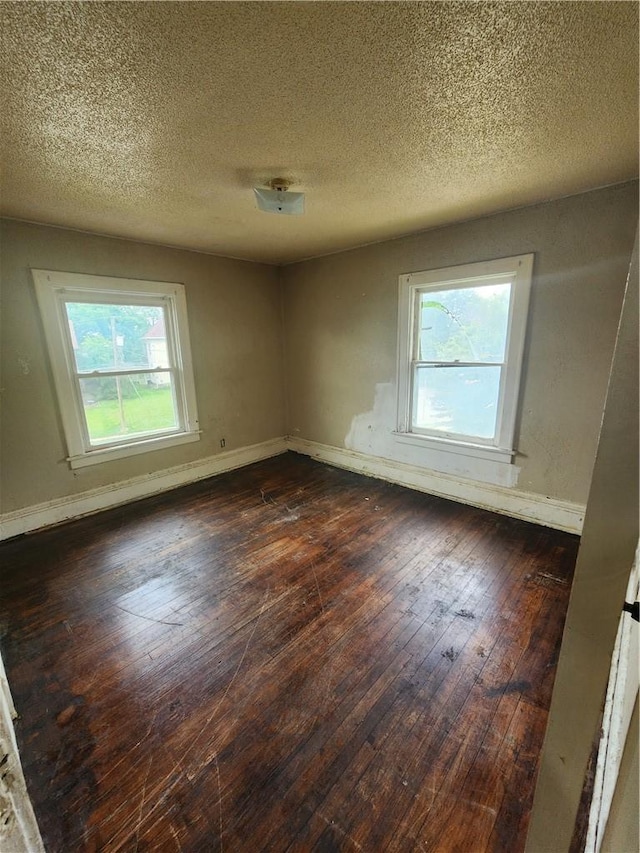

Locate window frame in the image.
[395,254,534,463]
[33,269,200,469]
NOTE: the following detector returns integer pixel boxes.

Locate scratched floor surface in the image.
[0,452,578,852]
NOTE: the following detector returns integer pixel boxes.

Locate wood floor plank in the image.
[0,453,578,852]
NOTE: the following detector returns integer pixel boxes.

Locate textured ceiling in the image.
[1,1,638,265]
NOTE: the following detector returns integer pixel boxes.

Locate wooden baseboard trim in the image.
[0,437,288,540]
[1,436,584,539]
[287,437,585,534]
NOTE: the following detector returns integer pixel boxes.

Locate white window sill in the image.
[392,431,514,464]
[68,430,201,469]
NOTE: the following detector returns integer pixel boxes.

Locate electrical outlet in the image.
[220,438,225,448]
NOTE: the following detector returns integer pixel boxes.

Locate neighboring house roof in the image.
[143,318,165,340]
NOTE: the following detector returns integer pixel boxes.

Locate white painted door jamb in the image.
[585,542,640,852]
[0,653,45,853]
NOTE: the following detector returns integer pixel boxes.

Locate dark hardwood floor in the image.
[0,452,579,852]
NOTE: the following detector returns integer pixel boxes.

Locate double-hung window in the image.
[396,254,533,462]
[33,270,200,468]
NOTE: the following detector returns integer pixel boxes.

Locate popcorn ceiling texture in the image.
[1,1,637,264]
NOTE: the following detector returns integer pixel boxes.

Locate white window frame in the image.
[395,254,533,463]
[33,269,200,469]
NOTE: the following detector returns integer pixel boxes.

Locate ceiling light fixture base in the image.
[254,178,305,215]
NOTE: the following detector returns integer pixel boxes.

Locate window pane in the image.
[413,365,502,439]
[79,374,178,444]
[418,283,511,363]
[65,303,168,372]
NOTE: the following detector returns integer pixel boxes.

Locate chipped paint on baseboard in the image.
[0,437,288,540]
[290,436,585,534]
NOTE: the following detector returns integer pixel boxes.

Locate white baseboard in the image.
[0,437,287,541]
[0,435,585,540]
[288,437,585,534]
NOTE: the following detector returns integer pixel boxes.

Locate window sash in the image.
[33,269,200,467]
[410,362,506,446]
[411,278,513,364]
[408,279,514,445]
[396,254,533,457]
[60,298,187,451]
[61,296,173,371]
[411,360,507,368]
[73,368,183,450]
[73,366,175,379]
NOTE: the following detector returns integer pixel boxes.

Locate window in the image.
[33,270,200,468]
[396,254,533,462]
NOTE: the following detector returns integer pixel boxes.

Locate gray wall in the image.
[1,220,286,513]
[282,182,638,504]
[526,229,639,851]
[2,182,638,518]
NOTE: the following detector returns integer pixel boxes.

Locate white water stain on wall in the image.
[345,382,521,488]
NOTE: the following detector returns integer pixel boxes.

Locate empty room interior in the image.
[0,3,638,852]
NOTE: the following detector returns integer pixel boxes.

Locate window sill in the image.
[67,430,201,469]
[392,431,515,464]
